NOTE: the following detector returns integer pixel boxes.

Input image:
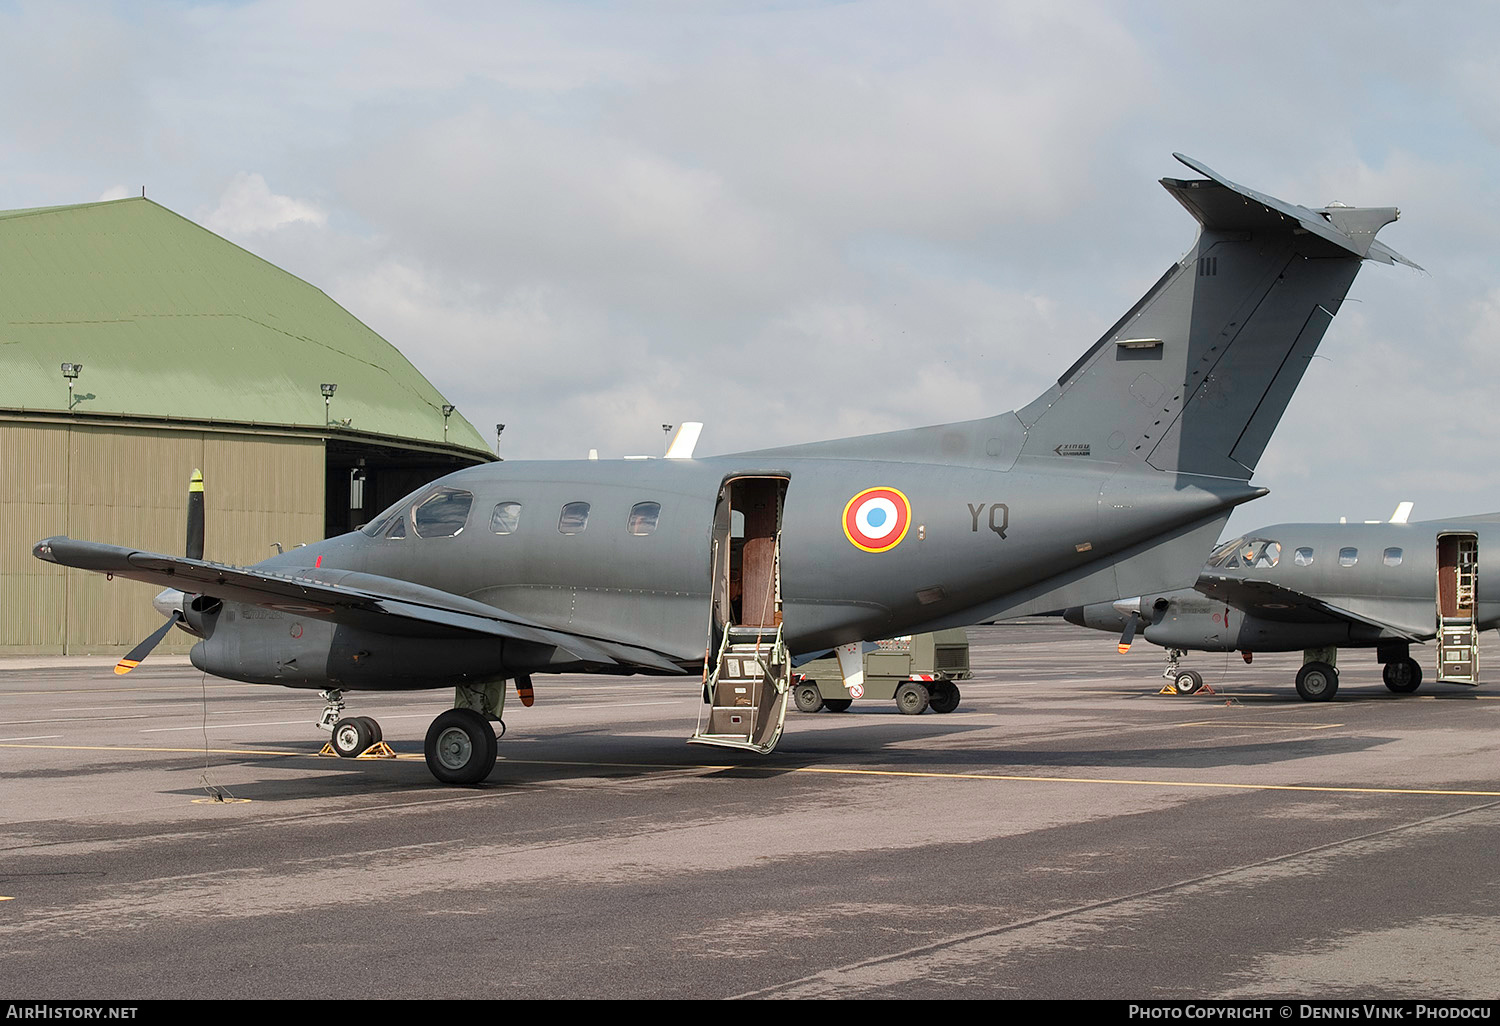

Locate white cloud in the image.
[97,185,133,202]
[202,172,327,237]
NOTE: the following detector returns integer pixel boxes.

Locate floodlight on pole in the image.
[320,383,337,426]
[61,362,82,410]
[441,404,455,442]
[496,423,505,458]
[662,424,673,455]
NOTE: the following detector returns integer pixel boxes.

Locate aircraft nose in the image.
[153,588,187,619]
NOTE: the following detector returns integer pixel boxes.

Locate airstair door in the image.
[691,476,792,753]
[1436,533,1480,685]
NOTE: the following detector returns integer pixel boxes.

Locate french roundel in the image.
[843,487,912,553]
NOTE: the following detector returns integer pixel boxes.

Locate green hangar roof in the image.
[0,197,490,457]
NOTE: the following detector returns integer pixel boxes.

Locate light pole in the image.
[61,362,82,410]
[495,423,505,458]
[320,383,337,426]
[662,423,673,455]
[441,404,455,442]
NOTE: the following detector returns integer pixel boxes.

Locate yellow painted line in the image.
[0,741,419,759]
[1173,721,1344,730]
[494,758,1500,798]
[5,743,1497,798]
[0,896,14,901]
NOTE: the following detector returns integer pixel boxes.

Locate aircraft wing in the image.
[33,537,691,674]
[1195,572,1425,641]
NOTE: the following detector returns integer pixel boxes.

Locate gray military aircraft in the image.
[34,154,1416,784]
[1064,511,1496,701]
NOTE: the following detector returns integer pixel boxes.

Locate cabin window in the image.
[558,501,591,535]
[1339,547,1358,567]
[491,502,522,535]
[413,488,474,539]
[627,501,661,536]
[1294,547,1314,566]
[1383,547,1403,567]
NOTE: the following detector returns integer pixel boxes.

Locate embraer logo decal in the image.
[843,487,911,553]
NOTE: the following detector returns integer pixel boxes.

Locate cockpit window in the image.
[413,488,474,539]
[1207,536,1281,569]
[491,502,522,535]
[361,481,439,538]
[627,501,661,536]
[558,501,590,535]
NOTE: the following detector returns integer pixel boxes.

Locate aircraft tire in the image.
[1173,670,1203,696]
[895,681,930,716]
[929,681,961,713]
[357,716,383,743]
[1382,658,1422,694]
[1295,662,1339,702]
[424,709,498,785]
[793,682,825,713]
[332,716,375,758]
[823,699,853,713]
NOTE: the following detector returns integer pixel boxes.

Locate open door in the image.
[691,476,792,753]
[1437,533,1480,685]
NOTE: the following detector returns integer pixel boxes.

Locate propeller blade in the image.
[186,469,205,560]
[1117,612,1140,654]
[115,613,181,675]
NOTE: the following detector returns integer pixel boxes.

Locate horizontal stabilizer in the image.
[1166,154,1421,269]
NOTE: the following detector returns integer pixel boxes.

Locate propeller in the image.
[1112,596,1144,654]
[114,469,203,675]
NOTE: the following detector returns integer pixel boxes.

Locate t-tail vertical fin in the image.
[1016,155,1416,481]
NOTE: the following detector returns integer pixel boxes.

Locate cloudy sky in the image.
[3,0,1497,536]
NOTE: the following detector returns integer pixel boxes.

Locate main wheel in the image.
[794,681,825,713]
[929,681,961,714]
[1295,661,1339,702]
[1173,670,1203,696]
[331,716,375,758]
[895,681,930,716]
[823,698,852,713]
[1383,657,1422,694]
[424,708,498,785]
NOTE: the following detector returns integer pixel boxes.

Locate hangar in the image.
[0,197,493,655]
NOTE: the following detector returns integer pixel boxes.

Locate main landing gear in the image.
[423,680,507,785]
[318,680,518,784]
[1381,655,1423,694]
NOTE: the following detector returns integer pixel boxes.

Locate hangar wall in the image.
[2,419,323,655]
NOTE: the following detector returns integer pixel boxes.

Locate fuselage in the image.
[1067,517,1500,652]
[195,452,1255,688]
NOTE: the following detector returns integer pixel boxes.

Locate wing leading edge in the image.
[1196,573,1427,642]
[33,537,690,675]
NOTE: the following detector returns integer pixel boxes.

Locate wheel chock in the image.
[1158,683,1179,695]
[317,741,397,759]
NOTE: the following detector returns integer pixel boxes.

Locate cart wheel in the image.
[823,699,852,713]
[928,681,960,713]
[895,681,930,715]
[794,682,825,713]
